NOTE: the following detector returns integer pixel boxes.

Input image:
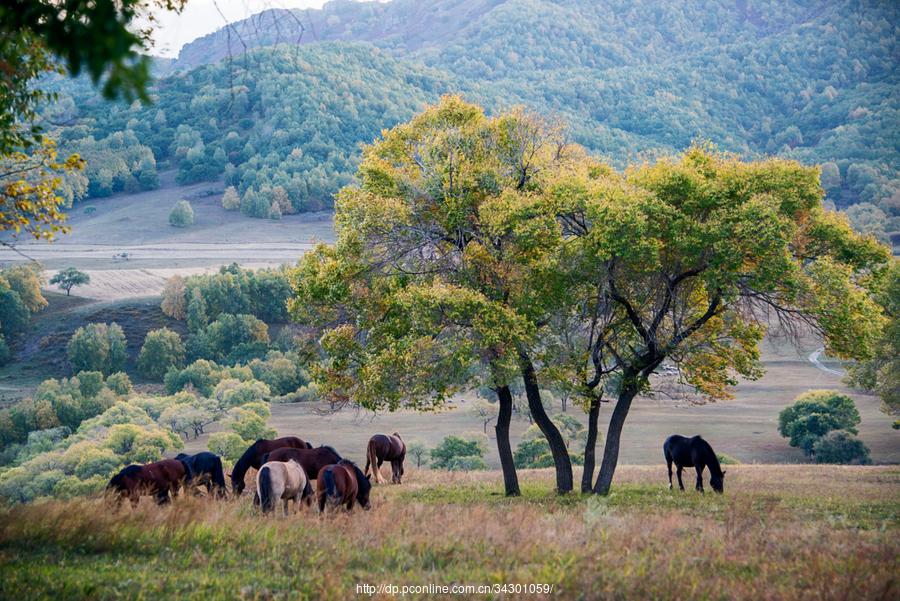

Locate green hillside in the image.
[45,0,898,241]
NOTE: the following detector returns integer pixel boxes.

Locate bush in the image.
[813,430,872,464]
[446,456,487,471]
[430,435,484,470]
[169,200,194,227]
[208,432,247,463]
[138,328,186,380]
[164,359,222,396]
[221,186,240,210]
[67,323,128,375]
[105,372,133,396]
[778,390,862,455]
[717,453,741,465]
[514,437,554,469]
[0,335,10,366]
[76,371,105,398]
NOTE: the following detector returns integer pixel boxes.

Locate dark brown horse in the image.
[107,459,190,507]
[664,434,726,493]
[261,445,343,482]
[365,432,406,484]
[230,436,312,496]
[316,460,371,512]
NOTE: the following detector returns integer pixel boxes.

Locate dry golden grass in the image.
[0,465,897,600]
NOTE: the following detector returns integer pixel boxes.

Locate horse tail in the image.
[258,466,273,513]
[323,468,337,501]
[212,456,227,497]
[366,440,382,484]
[179,459,194,485]
[302,478,313,506]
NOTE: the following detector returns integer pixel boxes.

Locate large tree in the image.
[551,146,888,494]
[290,96,584,494]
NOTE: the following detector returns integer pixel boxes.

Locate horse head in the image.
[229,472,246,496]
[710,470,726,494]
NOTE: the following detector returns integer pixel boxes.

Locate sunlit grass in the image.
[1,465,897,600]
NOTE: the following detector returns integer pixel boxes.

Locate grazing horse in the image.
[256,459,313,515]
[176,451,227,498]
[107,459,191,507]
[229,436,312,496]
[261,445,343,482]
[663,434,726,493]
[365,433,406,484]
[317,460,371,512]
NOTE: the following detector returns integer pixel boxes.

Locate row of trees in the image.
[289,97,891,496]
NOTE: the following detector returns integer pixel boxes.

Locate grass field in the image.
[0,173,334,300]
[0,466,896,600]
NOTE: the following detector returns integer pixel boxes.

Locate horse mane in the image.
[232,443,257,481]
[175,452,189,460]
[697,437,723,476]
[320,445,343,460]
[338,459,369,492]
[109,464,142,488]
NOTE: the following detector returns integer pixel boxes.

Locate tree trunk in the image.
[581,396,600,493]
[518,349,573,494]
[495,385,520,496]
[593,381,638,495]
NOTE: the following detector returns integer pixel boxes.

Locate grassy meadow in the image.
[0,465,897,600]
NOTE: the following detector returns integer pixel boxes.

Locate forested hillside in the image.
[45,0,898,241]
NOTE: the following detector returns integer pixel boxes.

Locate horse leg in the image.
[676,466,685,491]
[346,496,354,511]
[130,492,139,509]
[695,466,704,493]
[667,459,673,490]
[283,498,289,517]
[391,460,400,484]
[317,492,326,513]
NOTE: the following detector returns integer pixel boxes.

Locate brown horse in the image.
[261,445,343,482]
[107,459,190,508]
[365,433,406,484]
[316,460,371,512]
[229,436,312,496]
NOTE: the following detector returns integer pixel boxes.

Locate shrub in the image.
[208,432,247,463]
[138,328,186,380]
[75,371,105,398]
[717,453,741,465]
[430,435,483,470]
[105,372,133,395]
[446,456,487,471]
[169,200,194,227]
[67,323,128,375]
[813,430,872,464]
[514,437,554,469]
[164,359,222,396]
[778,390,862,455]
[221,186,240,210]
[0,335,10,366]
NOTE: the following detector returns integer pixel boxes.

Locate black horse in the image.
[663,434,726,493]
[176,451,227,498]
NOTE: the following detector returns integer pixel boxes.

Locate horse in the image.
[261,445,343,482]
[365,432,406,484]
[107,459,191,508]
[663,434,726,493]
[176,451,227,498]
[256,459,313,515]
[229,436,312,496]
[316,460,371,512]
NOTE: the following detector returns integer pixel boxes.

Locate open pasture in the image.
[0,466,896,600]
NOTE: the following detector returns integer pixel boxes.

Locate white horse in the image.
[256,459,312,515]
